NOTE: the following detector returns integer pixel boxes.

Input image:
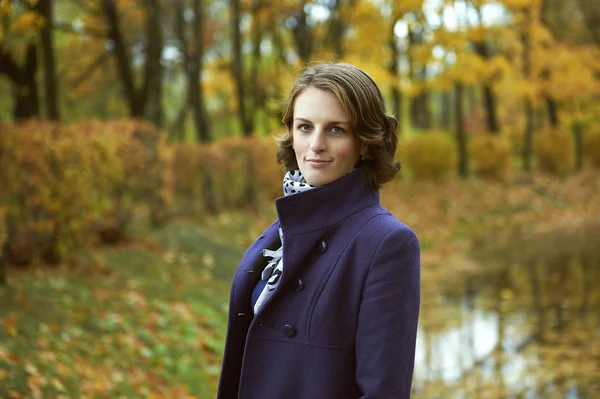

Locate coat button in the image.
[318,241,327,254]
[283,324,296,338]
[294,278,304,292]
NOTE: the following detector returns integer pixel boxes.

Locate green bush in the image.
[402,131,457,181]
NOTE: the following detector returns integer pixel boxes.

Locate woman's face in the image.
[292,87,363,187]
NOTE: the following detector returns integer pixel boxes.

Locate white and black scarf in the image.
[253,170,315,315]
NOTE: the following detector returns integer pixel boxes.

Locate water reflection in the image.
[413,246,600,398]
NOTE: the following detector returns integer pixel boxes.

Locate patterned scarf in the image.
[253,170,315,315]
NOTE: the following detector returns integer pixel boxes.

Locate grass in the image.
[0,220,244,399]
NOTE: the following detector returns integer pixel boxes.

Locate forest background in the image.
[0,0,600,398]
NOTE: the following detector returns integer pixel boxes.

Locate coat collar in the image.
[275,167,379,237]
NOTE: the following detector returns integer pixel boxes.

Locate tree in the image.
[102,0,164,126]
[290,0,313,63]
[578,0,600,46]
[39,0,60,120]
[519,4,535,172]
[387,6,404,130]
[470,1,501,134]
[0,2,44,120]
[0,43,40,120]
[323,0,358,59]
[407,13,431,130]
[173,0,211,142]
[230,0,253,136]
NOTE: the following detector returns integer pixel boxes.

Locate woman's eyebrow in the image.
[294,117,350,125]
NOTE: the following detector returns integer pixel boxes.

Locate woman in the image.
[217,62,420,399]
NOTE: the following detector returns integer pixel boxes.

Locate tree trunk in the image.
[440,90,452,131]
[39,0,60,120]
[103,0,141,116]
[291,1,313,63]
[0,44,40,121]
[578,0,600,46]
[388,16,402,132]
[144,0,164,128]
[411,91,430,129]
[0,252,5,286]
[172,0,190,141]
[573,122,584,171]
[522,99,534,172]
[174,0,215,210]
[482,84,500,134]
[546,96,559,127]
[407,22,430,130]
[103,0,163,122]
[521,7,534,172]
[466,85,477,114]
[193,0,211,142]
[230,0,253,136]
[325,0,356,59]
[472,3,501,134]
[455,82,468,178]
[250,0,263,133]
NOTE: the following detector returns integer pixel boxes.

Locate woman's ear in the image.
[360,144,368,159]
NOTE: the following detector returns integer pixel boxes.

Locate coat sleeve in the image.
[355,225,421,398]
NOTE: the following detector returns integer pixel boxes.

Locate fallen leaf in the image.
[4,313,18,337]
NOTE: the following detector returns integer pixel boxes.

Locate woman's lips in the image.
[307,160,332,168]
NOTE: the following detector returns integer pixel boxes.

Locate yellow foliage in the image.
[402,131,457,181]
[583,125,600,168]
[548,45,600,102]
[469,134,511,181]
[8,10,45,36]
[466,26,487,43]
[452,52,486,85]
[501,0,538,8]
[343,1,387,61]
[0,0,11,16]
[534,128,574,176]
[392,0,423,13]
[482,55,512,84]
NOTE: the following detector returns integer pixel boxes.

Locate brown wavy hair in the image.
[276,62,400,191]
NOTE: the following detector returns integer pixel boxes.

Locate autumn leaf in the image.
[3,313,18,337]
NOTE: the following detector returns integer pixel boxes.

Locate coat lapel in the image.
[273,168,379,289]
[279,230,326,288]
[230,221,281,313]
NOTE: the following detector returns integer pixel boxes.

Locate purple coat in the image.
[217,168,420,399]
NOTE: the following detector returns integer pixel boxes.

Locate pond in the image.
[413,227,600,398]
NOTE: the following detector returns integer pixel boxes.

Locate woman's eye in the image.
[331,126,345,134]
[298,124,311,131]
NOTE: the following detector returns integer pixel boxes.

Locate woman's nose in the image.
[309,130,326,152]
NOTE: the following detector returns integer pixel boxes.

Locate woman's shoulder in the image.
[356,204,419,246]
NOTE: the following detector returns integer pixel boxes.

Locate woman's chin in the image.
[302,171,336,187]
